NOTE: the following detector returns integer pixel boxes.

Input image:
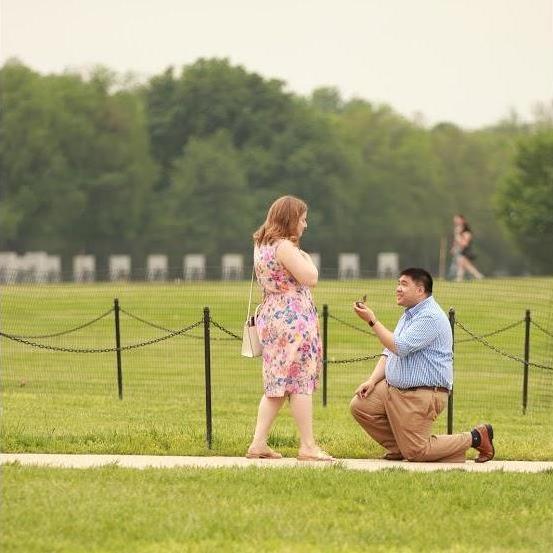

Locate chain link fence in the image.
[1,272,552,449]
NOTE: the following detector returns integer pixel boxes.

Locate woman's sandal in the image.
[245,447,283,459]
[297,450,334,462]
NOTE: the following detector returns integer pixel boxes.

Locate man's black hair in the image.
[400,268,433,294]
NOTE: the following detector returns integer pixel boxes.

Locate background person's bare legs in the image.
[463,257,484,279]
[456,256,483,281]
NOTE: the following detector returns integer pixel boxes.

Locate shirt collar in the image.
[404,295,433,318]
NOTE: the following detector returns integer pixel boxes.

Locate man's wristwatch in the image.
[369,319,377,327]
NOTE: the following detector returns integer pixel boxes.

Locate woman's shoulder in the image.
[257,238,293,250]
[256,240,280,251]
[274,238,296,258]
[275,238,294,249]
[255,240,283,261]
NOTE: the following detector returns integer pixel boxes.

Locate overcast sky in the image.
[1,0,552,128]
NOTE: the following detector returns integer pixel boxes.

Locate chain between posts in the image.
[0,320,204,353]
[455,319,524,343]
[454,320,553,370]
[327,313,378,337]
[530,319,553,339]
[208,318,241,340]
[2,308,550,370]
[6,308,114,339]
[120,307,237,341]
[119,307,182,334]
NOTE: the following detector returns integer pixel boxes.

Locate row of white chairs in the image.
[0,252,399,282]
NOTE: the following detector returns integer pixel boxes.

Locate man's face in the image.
[395,275,425,308]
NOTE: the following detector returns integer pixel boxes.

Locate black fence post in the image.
[447,308,455,435]
[522,309,531,415]
[322,304,328,407]
[203,307,212,449]
[114,298,123,400]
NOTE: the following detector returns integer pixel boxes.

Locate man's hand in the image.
[353,302,376,326]
[354,379,375,399]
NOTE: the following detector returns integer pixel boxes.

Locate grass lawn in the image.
[2,464,553,553]
[1,277,552,459]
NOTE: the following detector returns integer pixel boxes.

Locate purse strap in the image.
[246,265,255,319]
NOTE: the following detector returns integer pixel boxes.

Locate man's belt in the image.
[400,386,450,394]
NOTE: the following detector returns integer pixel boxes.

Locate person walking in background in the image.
[246,195,333,461]
[447,214,465,280]
[350,267,494,463]
[455,215,484,281]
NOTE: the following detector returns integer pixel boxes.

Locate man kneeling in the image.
[350,268,494,463]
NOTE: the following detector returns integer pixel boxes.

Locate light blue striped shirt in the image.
[384,296,453,390]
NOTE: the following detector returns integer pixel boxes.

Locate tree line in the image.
[1,58,551,275]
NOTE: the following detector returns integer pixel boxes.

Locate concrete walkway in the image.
[2,453,552,473]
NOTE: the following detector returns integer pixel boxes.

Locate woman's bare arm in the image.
[276,240,318,286]
[458,230,472,248]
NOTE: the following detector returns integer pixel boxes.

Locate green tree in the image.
[145,59,293,189]
[310,87,344,113]
[338,100,449,271]
[163,130,252,262]
[1,57,537,276]
[0,61,156,267]
[496,130,553,272]
[144,59,356,263]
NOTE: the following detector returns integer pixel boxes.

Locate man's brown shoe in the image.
[474,424,494,463]
[383,452,405,461]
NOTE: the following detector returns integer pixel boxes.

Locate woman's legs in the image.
[463,258,484,279]
[455,256,466,282]
[248,392,332,459]
[289,393,316,453]
[289,393,332,459]
[456,256,483,281]
[248,395,286,452]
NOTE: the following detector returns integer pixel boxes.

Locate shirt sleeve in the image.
[394,314,438,358]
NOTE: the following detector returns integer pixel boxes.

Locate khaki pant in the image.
[350,380,472,462]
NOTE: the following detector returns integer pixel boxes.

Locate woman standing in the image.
[246,196,332,461]
[448,214,465,280]
[455,215,484,281]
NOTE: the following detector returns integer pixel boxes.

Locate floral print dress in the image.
[254,241,322,397]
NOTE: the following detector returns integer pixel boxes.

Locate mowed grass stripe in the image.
[2,464,553,553]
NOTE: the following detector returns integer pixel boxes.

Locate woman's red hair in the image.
[253,195,308,246]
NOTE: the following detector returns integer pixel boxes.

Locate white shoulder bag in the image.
[241,268,263,358]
